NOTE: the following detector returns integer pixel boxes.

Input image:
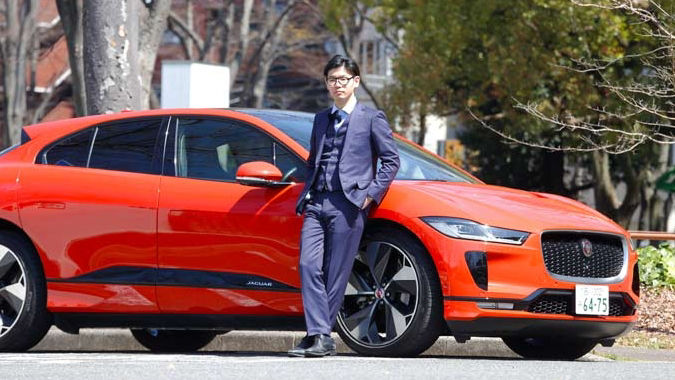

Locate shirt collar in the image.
[331,96,357,116]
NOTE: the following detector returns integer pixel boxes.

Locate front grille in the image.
[608,298,627,316]
[541,232,625,279]
[526,292,632,316]
[528,295,568,314]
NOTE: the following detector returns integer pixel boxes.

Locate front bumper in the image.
[443,288,637,340]
[447,317,635,340]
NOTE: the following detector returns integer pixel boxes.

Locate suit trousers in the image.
[299,190,367,336]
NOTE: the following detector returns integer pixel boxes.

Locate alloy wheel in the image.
[0,245,27,338]
[337,241,419,346]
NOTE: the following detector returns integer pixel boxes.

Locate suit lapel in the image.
[342,103,363,160]
[313,109,330,165]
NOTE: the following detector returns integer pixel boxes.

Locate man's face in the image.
[325,66,360,103]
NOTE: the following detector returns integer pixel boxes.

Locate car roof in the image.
[22,108,296,143]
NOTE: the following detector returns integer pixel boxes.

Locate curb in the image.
[29,328,612,360]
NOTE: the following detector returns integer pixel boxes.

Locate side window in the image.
[43,129,94,167]
[88,119,162,174]
[41,118,163,175]
[176,118,273,181]
[274,143,307,182]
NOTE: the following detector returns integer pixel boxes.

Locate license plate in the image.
[575,284,609,315]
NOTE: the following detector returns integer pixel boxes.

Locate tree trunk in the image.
[647,144,670,231]
[83,1,141,114]
[615,154,643,228]
[138,0,171,110]
[416,105,427,146]
[542,148,565,195]
[56,0,86,116]
[227,0,253,88]
[591,150,621,220]
[0,0,38,146]
[241,0,294,107]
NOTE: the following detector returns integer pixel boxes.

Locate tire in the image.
[336,229,444,357]
[0,231,52,352]
[502,336,598,360]
[131,329,218,352]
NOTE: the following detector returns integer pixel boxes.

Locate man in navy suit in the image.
[289,55,400,357]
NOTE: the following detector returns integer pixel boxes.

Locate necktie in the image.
[333,110,346,130]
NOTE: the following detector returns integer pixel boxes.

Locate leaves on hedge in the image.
[637,244,675,288]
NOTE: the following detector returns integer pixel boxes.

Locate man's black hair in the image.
[323,55,360,77]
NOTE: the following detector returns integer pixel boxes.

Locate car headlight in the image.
[421,217,530,245]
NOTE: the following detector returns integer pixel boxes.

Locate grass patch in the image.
[617,329,675,350]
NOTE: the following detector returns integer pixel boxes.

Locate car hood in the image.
[396,181,624,234]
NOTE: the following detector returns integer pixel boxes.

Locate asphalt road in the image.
[3,352,674,380]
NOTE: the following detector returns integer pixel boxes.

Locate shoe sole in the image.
[288,350,306,357]
[304,349,337,357]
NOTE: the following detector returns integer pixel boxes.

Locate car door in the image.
[18,117,166,313]
[156,116,306,315]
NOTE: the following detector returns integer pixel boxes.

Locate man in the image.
[289,55,400,357]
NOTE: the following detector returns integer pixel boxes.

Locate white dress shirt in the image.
[330,96,357,131]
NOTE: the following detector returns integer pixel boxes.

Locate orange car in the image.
[0,109,637,359]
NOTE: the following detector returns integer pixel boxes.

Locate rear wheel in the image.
[336,229,444,357]
[502,336,598,360]
[131,329,219,352]
[0,231,51,352]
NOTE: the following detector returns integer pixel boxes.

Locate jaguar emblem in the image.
[580,239,593,258]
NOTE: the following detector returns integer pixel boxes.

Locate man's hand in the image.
[362,196,373,209]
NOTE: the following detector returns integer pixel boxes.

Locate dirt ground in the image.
[617,287,675,349]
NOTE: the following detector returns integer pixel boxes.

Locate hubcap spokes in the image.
[339,241,419,346]
[0,247,26,337]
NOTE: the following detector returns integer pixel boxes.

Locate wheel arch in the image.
[0,218,45,274]
[364,218,446,299]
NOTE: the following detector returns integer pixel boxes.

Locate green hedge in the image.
[637,244,675,288]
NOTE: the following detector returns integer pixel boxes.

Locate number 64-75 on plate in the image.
[575,284,609,316]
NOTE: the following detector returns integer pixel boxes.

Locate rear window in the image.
[40,118,164,175]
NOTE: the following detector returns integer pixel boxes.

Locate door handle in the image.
[36,202,65,209]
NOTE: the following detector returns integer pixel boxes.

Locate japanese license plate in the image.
[575,284,609,316]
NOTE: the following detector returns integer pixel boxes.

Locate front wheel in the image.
[502,336,598,360]
[336,229,444,357]
[131,329,219,352]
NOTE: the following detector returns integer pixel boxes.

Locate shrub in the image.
[637,244,675,288]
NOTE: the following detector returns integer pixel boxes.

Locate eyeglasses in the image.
[325,76,355,87]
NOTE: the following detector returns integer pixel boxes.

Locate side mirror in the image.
[235,161,288,187]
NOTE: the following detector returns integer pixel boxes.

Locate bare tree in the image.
[138,0,172,109]
[506,0,674,154]
[471,0,675,229]
[168,1,326,108]
[60,0,170,114]
[0,0,38,146]
[241,0,300,108]
[312,0,385,109]
[82,1,141,114]
[56,0,86,116]
[168,0,253,88]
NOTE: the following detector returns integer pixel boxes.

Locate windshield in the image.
[238,109,478,183]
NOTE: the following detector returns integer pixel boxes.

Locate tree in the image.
[374,0,671,228]
[167,0,253,88]
[82,1,141,114]
[0,0,38,145]
[59,0,171,114]
[316,0,389,109]
[56,0,85,116]
[168,0,325,108]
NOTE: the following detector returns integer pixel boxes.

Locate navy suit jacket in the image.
[296,103,400,214]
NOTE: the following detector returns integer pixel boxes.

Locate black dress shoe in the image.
[304,334,337,357]
[288,334,314,357]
